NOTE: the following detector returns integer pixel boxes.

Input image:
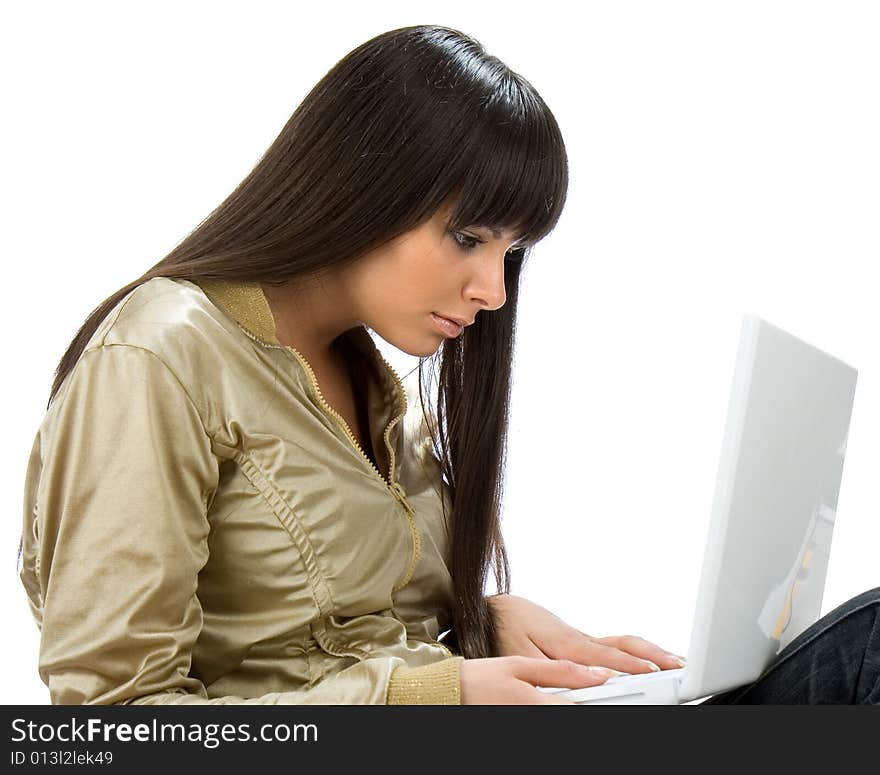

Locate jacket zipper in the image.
[387,480,421,589]
[282,342,407,487]
[282,340,425,597]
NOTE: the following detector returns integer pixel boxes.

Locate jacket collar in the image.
[193,278,406,416]
[196,278,281,346]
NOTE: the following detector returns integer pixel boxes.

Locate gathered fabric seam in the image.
[229,449,335,620]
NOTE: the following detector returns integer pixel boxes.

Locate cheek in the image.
[386,253,451,307]
[411,245,458,294]
[360,231,457,320]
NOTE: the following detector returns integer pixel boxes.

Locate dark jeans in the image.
[699,585,880,704]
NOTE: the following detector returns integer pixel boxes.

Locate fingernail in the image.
[672,656,687,668]
[646,661,661,672]
[583,665,620,676]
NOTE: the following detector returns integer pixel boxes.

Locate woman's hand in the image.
[459,656,620,704]
[486,593,686,675]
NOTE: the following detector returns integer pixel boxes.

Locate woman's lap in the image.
[699,585,880,704]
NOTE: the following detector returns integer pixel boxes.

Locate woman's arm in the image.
[124,657,464,705]
[23,343,461,705]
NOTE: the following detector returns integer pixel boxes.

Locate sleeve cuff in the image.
[386,656,464,705]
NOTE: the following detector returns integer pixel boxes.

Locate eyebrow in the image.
[483,226,522,245]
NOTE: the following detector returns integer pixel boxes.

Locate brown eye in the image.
[452,231,481,251]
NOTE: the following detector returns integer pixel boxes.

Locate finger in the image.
[593,634,687,669]
[545,629,676,673]
[563,640,666,675]
[512,657,619,689]
[592,635,687,671]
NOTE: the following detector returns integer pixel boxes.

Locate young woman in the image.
[18,24,879,705]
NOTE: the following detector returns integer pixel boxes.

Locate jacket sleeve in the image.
[30,343,462,706]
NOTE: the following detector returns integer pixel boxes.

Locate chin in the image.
[368,327,442,358]
[398,340,443,358]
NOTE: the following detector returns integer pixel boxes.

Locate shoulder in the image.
[54,277,252,420]
[81,276,263,383]
[94,277,236,356]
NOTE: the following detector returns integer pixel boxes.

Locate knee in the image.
[856,586,880,604]
[835,586,880,614]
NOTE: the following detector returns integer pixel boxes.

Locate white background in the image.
[3,1,878,704]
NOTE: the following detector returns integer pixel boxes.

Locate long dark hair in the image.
[46,24,568,660]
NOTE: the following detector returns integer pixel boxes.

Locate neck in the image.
[259,273,362,363]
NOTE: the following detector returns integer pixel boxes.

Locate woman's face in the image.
[344,201,521,357]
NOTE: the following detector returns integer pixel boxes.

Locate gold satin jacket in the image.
[18,276,464,705]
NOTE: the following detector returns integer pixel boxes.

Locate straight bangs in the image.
[444,75,568,253]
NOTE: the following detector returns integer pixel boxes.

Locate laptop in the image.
[539,314,858,704]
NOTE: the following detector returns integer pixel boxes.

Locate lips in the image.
[435,313,473,327]
[430,313,465,338]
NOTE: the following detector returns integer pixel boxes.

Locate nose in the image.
[466,249,508,311]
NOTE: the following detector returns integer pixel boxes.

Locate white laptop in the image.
[540,315,858,704]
